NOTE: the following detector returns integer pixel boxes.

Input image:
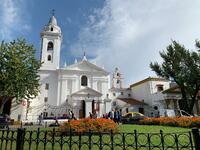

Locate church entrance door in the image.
[79,100,85,118]
[92,100,95,113]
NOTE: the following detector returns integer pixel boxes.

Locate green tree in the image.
[150,40,200,113]
[0,38,41,113]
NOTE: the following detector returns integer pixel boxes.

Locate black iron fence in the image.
[0,127,200,150]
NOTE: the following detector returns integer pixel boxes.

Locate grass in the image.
[119,124,190,133]
[0,125,194,150]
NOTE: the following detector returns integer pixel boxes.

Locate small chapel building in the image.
[10,14,111,121]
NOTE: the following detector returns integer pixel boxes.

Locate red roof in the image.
[118,98,147,105]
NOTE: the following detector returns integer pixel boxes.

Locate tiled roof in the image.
[130,77,168,88]
[118,98,147,105]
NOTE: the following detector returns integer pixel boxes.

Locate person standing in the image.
[89,112,93,119]
[93,111,97,119]
[114,110,118,123]
[54,116,59,126]
[38,113,43,125]
[117,110,121,124]
[68,110,72,120]
[109,110,114,120]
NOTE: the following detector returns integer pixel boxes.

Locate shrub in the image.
[140,117,200,128]
[140,118,160,125]
[58,118,118,133]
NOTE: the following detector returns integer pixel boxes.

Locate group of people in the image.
[88,109,122,123]
[103,109,122,124]
[38,110,76,125]
[38,109,124,125]
[68,110,75,120]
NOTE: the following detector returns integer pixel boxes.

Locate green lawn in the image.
[119,124,190,133]
[0,125,194,150]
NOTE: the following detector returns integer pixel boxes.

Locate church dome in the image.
[49,16,57,26]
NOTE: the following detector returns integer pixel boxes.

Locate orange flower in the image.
[140,117,200,128]
[59,118,118,133]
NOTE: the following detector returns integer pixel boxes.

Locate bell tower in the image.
[40,12,62,70]
[112,67,123,89]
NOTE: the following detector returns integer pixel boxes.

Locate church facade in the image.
[10,15,111,121]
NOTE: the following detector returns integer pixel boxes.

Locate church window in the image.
[156,84,164,92]
[43,111,48,118]
[117,80,120,84]
[117,73,120,76]
[51,27,53,31]
[106,94,109,98]
[121,92,123,95]
[47,41,53,51]
[47,55,51,61]
[44,97,48,102]
[45,83,49,90]
[81,75,88,86]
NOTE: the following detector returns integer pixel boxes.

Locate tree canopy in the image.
[0,38,41,113]
[150,40,200,113]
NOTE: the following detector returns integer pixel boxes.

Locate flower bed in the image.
[58,118,118,133]
[140,117,200,128]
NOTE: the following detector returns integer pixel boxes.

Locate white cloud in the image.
[0,0,31,40]
[70,0,200,86]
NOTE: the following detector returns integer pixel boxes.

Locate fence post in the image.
[69,128,72,150]
[110,130,114,150]
[134,130,138,150]
[16,128,25,150]
[192,127,200,150]
[88,129,92,150]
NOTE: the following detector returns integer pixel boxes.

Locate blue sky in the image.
[0,0,104,65]
[1,0,200,86]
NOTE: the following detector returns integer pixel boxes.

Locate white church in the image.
[10,14,112,121]
[9,14,170,122]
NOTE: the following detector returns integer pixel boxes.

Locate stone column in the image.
[176,99,180,110]
[173,99,178,109]
[56,75,61,106]
[60,79,67,105]
[104,99,112,114]
[165,99,170,109]
[85,100,92,118]
[98,100,105,117]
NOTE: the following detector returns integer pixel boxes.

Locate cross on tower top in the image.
[51,9,55,16]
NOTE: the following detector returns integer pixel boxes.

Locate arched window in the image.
[47,55,51,61]
[47,42,53,51]
[81,75,88,86]
[117,80,120,84]
[51,27,53,31]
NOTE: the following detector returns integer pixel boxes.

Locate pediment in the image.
[71,87,102,98]
[64,60,109,75]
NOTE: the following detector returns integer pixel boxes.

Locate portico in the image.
[70,87,104,118]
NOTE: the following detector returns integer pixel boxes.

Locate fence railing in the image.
[0,127,200,150]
